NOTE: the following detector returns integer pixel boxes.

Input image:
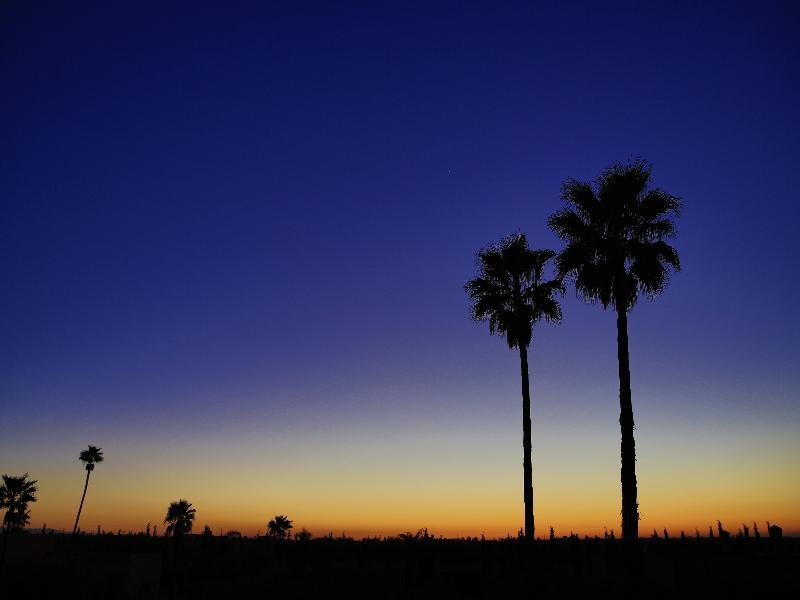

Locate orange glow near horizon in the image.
[22,477,800,539]
[9,410,799,539]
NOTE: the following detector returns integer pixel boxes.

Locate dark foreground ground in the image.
[2,534,798,599]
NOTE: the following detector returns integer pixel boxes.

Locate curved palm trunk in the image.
[72,469,91,535]
[519,344,535,542]
[616,308,638,547]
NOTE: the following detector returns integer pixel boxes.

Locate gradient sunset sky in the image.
[2,2,799,538]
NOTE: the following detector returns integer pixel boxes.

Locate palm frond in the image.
[267,514,294,539]
[1,473,38,532]
[164,499,195,536]
[466,233,562,349]
[638,188,682,221]
[0,473,39,508]
[560,179,599,222]
[79,445,104,466]
[549,158,680,311]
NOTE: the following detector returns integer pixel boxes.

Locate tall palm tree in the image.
[267,515,293,540]
[0,473,38,570]
[548,158,681,546]
[73,445,104,534]
[164,500,196,537]
[465,233,563,541]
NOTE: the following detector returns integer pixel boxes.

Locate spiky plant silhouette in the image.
[267,515,293,540]
[1,474,38,533]
[73,445,104,535]
[1,473,38,570]
[465,233,563,541]
[164,500,196,537]
[549,157,681,546]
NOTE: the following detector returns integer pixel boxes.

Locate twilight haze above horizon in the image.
[2,1,798,538]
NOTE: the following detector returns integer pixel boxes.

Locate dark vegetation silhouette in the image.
[0,473,38,533]
[1,522,795,598]
[549,158,681,548]
[717,520,731,540]
[465,233,563,541]
[0,473,38,571]
[164,499,195,537]
[72,445,103,535]
[767,521,783,540]
[267,514,293,540]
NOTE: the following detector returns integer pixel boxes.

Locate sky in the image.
[1,1,799,538]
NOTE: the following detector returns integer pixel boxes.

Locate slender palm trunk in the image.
[616,307,638,546]
[519,344,535,542]
[73,469,91,535]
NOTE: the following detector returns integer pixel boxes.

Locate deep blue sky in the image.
[2,2,799,534]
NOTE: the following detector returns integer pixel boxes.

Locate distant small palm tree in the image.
[1,473,38,570]
[267,515,293,540]
[549,157,681,546]
[164,500,195,537]
[1,474,38,533]
[73,445,104,535]
[465,233,563,541]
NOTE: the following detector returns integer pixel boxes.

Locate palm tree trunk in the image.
[72,469,91,535]
[519,344,535,542]
[616,307,638,546]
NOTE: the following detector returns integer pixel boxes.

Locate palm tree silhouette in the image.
[164,500,196,537]
[72,445,104,535]
[0,473,38,570]
[267,515,294,540]
[465,233,563,541]
[548,158,681,546]
[1,474,38,534]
